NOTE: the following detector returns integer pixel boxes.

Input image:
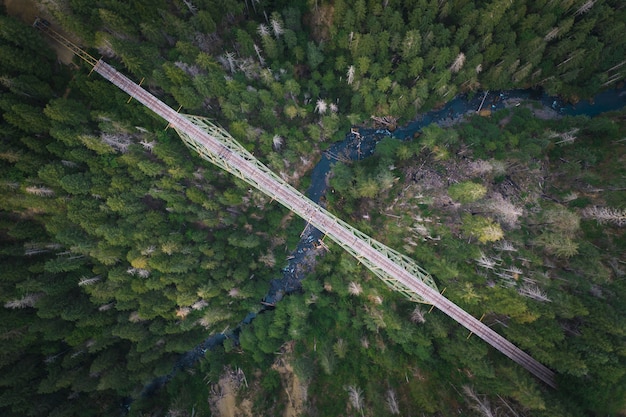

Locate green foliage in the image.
[461,214,503,243]
[535,232,579,258]
[448,181,487,204]
[2,1,626,416]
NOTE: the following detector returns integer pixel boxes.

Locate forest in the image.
[0,0,625,416]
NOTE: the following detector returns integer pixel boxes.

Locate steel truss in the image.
[30,22,556,384]
[177,115,438,303]
[33,18,98,67]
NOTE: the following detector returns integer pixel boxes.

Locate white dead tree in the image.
[484,193,523,228]
[222,51,237,73]
[253,43,265,66]
[4,293,42,309]
[191,299,208,310]
[270,16,284,38]
[61,160,78,167]
[462,385,496,417]
[78,275,102,286]
[25,186,55,197]
[272,135,284,151]
[315,98,328,115]
[518,284,551,302]
[127,267,150,278]
[386,389,400,415]
[257,23,270,37]
[575,0,596,16]
[544,27,560,41]
[505,266,523,276]
[582,206,626,227]
[99,302,115,312]
[410,306,426,324]
[137,269,150,278]
[494,240,517,252]
[468,159,493,176]
[475,252,497,270]
[24,246,50,256]
[237,58,256,79]
[450,52,466,73]
[548,128,579,145]
[182,0,198,14]
[348,281,363,296]
[347,65,355,85]
[346,385,365,417]
[139,139,155,152]
[100,133,131,153]
[128,311,145,323]
[141,245,156,256]
[2,181,19,190]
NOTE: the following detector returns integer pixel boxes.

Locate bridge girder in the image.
[177,115,439,304]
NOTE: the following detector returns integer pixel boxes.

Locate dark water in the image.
[139,85,626,399]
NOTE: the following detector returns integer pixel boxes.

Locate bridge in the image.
[36,19,556,388]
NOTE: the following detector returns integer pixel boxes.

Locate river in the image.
[138,85,626,402]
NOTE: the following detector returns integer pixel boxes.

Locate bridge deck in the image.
[93,60,556,388]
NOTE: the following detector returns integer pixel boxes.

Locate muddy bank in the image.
[3,0,76,64]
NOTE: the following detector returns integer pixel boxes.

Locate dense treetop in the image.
[1,1,625,416]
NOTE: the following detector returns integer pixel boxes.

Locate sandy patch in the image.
[272,341,309,417]
[208,345,308,417]
[209,367,253,417]
[209,368,241,417]
[215,377,237,417]
[3,0,40,22]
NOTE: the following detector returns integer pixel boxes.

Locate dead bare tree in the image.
[582,206,626,227]
[462,385,496,417]
[346,385,365,417]
[575,0,596,16]
[270,16,284,38]
[475,252,498,270]
[4,293,42,309]
[272,134,284,151]
[484,193,523,228]
[348,281,363,296]
[410,306,426,324]
[25,186,55,197]
[347,65,355,85]
[494,240,517,252]
[544,27,560,41]
[100,132,132,153]
[182,0,198,14]
[548,128,579,145]
[315,99,328,115]
[78,275,102,286]
[386,389,400,414]
[450,52,466,73]
[518,284,551,302]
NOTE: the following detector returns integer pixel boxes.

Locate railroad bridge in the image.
[35,19,556,388]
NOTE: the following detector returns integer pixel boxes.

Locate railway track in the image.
[91,59,556,388]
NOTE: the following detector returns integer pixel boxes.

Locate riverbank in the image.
[138,84,626,403]
[3,0,75,64]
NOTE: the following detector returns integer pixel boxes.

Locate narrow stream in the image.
[139,86,626,399]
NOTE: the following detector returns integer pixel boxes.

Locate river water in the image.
[140,86,626,399]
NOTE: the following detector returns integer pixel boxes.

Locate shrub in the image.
[448,181,487,204]
[461,214,504,243]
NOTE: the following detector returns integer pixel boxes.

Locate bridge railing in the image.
[178,115,439,304]
[38,46,556,387]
